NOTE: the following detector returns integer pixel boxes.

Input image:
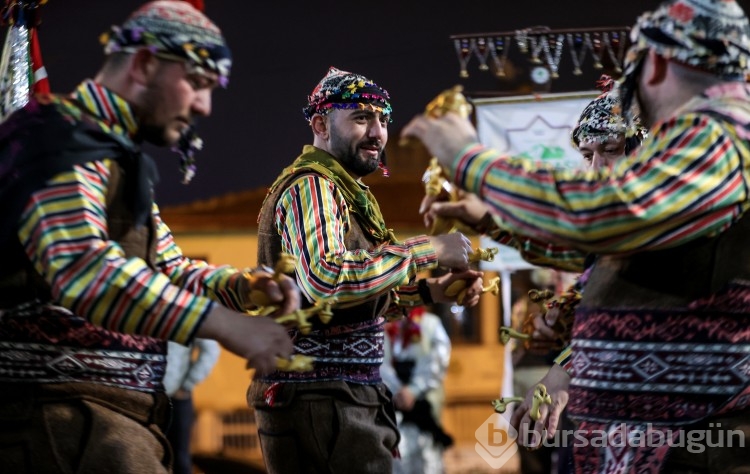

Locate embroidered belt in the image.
[0,341,166,392]
[259,318,385,384]
[0,302,166,392]
[568,301,750,425]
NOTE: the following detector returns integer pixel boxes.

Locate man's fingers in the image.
[423,210,436,230]
[400,116,426,141]
[545,307,561,327]
[463,293,480,308]
[275,276,301,314]
[533,315,557,339]
[519,413,544,449]
[509,403,528,428]
[546,399,567,437]
[431,202,459,218]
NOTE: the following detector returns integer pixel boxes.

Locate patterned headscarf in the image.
[620,0,750,122]
[572,75,647,153]
[99,1,231,185]
[100,1,231,86]
[303,66,392,122]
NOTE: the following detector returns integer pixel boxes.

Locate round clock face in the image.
[531,66,551,84]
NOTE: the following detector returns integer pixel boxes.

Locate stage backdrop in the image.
[473,91,596,399]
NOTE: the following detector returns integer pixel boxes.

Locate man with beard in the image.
[402,0,750,472]
[417,77,647,474]
[249,66,484,473]
[0,2,299,472]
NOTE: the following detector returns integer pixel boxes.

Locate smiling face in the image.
[578,134,626,170]
[136,56,219,147]
[319,108,389,178]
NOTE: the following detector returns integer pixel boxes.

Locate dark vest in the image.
[106,162,158,269]
[0,99,166,392]
[257,171,391,328]
[0,97,158,307]
[0,159,158,307]
[581,211,750,309]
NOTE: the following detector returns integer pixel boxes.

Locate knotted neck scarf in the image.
[266,145,397,244]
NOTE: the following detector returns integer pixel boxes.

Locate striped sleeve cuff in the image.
[402,235,438,273]
[553,346,574,374]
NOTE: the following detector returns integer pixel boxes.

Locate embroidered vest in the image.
[569,212,750,425]
[256,170,390,383]
[257,170,391,327]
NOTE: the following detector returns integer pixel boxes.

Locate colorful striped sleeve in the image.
[18,160,214,344]
[277,174,438,304]
[152,205,248,312]
[553,346,574,374]
[450,113,749,254]
[393,282,427,308]
[485,217,586,273]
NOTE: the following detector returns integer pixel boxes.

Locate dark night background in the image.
[21,0,750,206]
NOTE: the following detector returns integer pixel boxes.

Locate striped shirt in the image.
[449,82,750,264]
[275,174,438,308]
[487,221,586,273]
[15,80,247,345]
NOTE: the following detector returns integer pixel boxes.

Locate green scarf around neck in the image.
[264,145,397,244]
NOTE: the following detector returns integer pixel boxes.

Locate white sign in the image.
[474,91,598,171]
[475,91,597,272]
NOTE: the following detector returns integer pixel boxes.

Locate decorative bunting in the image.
[451,26,631,80]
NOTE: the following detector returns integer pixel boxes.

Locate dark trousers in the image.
[0,382,171,474]
[248,380,399,474]
[661,409,750,474]
[167,395,195,474]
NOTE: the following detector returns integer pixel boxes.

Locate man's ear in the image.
[643,50,668,85]
[310,114,329,139]
[129,48,159,86]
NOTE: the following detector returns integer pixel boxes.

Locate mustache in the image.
[359,139,383,150]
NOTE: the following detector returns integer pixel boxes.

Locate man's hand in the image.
[526,307,564,355]
[401,112,480,168]
[172,388,191,400]
[245,268,301,316]
[429,232,474,271]
[420,190,489,232]
[509,364,570,449]
[393,387,417,412]
[427,269,484,308]
[196,306,294,376]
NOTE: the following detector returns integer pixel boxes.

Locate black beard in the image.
[338,149,381,177]
[330,134,382,177]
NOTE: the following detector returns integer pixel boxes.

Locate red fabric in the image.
[385,306,425,348]
[263,382,282,407]
[181,0,205,12]
[30,28,49,94]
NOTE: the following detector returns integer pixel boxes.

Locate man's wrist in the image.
[417,278,434,305]
[473,212,496,235]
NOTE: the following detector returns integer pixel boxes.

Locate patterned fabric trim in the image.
[572,421,674,474]
[259,318,385,384]
[0,341,165,391]
[0,302,165,392]
[568,282,750,425]
[567,280,750,472]
[571,339,750,395]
